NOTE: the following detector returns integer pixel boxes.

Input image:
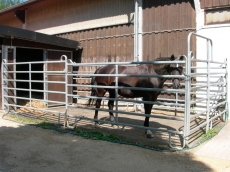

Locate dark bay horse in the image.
[86,55,184,137]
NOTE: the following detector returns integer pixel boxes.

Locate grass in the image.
[6,113,225,151]
[75,129,119,141]
[198,128,219,145]
[7,114,122,142]
[9,114,40,124]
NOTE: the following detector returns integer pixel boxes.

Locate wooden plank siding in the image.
[57,24,135,64]
[142,0,196,60]
[56,0,195,64]
[200,0,230,9]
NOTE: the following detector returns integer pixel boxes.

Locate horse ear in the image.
[170,54,175,61]
[178,55,185,61]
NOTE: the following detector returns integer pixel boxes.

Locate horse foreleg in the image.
[144,116,153,138]
[108,100,115,123]
[143,103,153,138]
[94,99,102,127]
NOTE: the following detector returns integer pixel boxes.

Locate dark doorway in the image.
[16,48,44,99]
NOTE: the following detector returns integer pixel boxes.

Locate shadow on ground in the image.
[0,119,216,172]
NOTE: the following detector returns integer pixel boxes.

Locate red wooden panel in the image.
[120,26,127,62]
[220,0,229,6]
[155,0,161,31]
[200,0,205,8]
[213,0,220,7]
[205,0,213,8]
[191,1,196,28]
[142,34,147,61]
[168,0,176,30]
[102,28,107,62]
[185,1,190,28]
[168,32,174,56]
[127,25,134,62]
[163,0,169,30]
[110,26,116,62]
[119,26,124,61]
[115,26,120,62]
[142,0,150,33]
[187,2,192,28]
[181,0,186,28]
[105,27,111,62]
[155,33,162,58]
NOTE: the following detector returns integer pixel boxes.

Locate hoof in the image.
[110,120,115,126]
[110,116,115,123]
[112,124,119,129]
[94,122,100,128]
[146,134,153,138]
[146,130,153,138]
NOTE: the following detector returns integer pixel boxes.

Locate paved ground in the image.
[194,121,230,161]
[0,112,230,172]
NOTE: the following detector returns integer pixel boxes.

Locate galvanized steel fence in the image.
[2,32,228,150]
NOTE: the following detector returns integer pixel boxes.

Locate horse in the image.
[86,55,184,138]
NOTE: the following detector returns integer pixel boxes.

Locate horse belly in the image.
[118,89,144,98]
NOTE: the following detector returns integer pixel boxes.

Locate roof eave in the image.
[0,24,80,50]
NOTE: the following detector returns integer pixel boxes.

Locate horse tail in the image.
[86,67,102,106]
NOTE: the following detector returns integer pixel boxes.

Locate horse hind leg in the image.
[108,91,115,123]
[143,102,154,138]
[94,99,102,127]
[94,88,106,127]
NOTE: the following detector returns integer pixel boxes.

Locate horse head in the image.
[168,55,184,89]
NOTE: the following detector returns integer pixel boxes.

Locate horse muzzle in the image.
[172,79,180,89]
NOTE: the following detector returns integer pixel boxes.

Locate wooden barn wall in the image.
[200,0,230,9]
[0,11,22,28]
[142,0,196,61]
[57,0,196,64]
[57,23,134,64]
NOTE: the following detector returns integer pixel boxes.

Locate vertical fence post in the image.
[43,50,48,108]
[184,54,191,146]
[226,58,229,121]
[184,32,193,146]
[134,0,139,62]
[115,64,118,122]
[2,59,9,113]
[62,55,68,128]
[206,40,211,133]
[29,63,32,108]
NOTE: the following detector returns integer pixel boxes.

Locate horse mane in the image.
[151,56,172,74]
[154,57,172,61]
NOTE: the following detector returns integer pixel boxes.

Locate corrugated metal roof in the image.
[0,24,80,49]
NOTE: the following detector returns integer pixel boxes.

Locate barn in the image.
[0,0,229,148]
